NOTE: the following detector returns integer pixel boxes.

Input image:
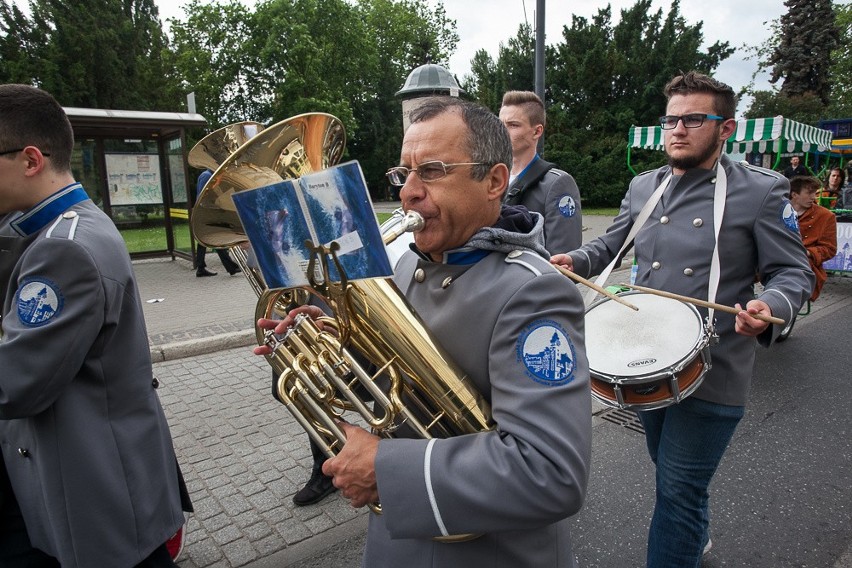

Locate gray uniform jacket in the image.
[363,206,592,568]
[0,184,184,567]
[569,154,814,406]
[504,156,583,255]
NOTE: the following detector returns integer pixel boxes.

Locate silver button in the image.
[693,218,703,227]
[441,277,453,289]
[660,216,669,224]
[683,268,694,276]
[652,261,661,270]
[507,250,523,259]
[18,448,30,458]
[414,268,425,282]
[710,178,716,183]
[62,211,77,219]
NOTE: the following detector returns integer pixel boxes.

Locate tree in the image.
[828,3,851,116]
[0,0,179,110]
[767,0,839,105]
[470,0,732,206]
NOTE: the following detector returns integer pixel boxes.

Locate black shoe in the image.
[196,268,217,277]
[292,471,337,506]
[226,266,242,276]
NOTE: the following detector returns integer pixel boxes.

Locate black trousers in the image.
[196,245,239,273]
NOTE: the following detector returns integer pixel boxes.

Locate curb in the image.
[149,329,256,363]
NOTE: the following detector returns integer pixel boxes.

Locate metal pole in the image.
[535,0,545,155]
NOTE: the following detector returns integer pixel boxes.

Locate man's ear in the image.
[533,123,544,141]
[487,163,510,201]
[719,118,737,141]
[21,146,48,178]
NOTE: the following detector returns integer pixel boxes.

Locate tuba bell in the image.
[189,114,493,476]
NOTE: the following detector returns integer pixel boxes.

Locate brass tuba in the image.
[190,114,493,475]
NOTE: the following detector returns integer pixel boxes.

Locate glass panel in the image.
[71,139,103,208]
[166,136,192,256]
[104,138,166,254]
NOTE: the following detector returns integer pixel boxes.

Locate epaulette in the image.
[504,249,550,277]
[740,162,785,180]
[45,210,81,241]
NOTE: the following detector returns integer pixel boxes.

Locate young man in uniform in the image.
[499,90,583,254]
[0,84,187,567]
[552,71,814,567]
[257,97,592,567]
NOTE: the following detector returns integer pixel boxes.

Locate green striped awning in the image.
[725,116,833,154]
[628,125,664,150]
[628,116,833,154]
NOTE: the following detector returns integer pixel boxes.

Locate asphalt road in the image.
[283,295,852,567]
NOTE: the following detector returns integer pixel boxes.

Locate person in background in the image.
[192,169,242,277]
[0,84,188,567]
[817,166,846,209]
[552,71,813,567]
[789,175,837,301]
[499,90,583,254]
[782,155,808,179]
[257,97,591,567]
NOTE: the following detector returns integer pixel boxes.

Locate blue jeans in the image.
[638,397,744,568]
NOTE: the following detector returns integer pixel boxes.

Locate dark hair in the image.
[0,84,74,171]
[789,175,821,195]
[501,90,546,128]
[826,167,846,188]
[409,97,512,181]
[664,71,737,120]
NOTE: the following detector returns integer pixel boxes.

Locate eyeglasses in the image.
[659,114,725,130]
[385,161,486,186]
[0,148,51,157]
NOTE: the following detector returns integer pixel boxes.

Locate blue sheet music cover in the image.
[231,160,392,289]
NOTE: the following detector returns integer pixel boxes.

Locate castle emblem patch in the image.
[516,319,576,386]
[16,278,63,327]
[558,195,577,218]
[781,201,799,233]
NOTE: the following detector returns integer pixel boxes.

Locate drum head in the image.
[585,292,704,381]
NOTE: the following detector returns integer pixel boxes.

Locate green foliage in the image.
[828,3,851,116]
[745,90,827,124]
[467,0,731,206]
[768,0,839,105]
[0,0,179,109]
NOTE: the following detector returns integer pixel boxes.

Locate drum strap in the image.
[587,161,728,331]
[707,162,727,334]
[586,174,672,304]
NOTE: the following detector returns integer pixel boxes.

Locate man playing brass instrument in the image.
[257,97,591,567]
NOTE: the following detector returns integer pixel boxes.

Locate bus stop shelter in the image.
[64,107,207,260]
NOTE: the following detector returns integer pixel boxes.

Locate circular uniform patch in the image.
[781,201,799,233]
[516,319,576,386]
[16,278,64,327]
[558,195,577,218]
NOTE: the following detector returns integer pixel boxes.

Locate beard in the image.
[667,127,724,171]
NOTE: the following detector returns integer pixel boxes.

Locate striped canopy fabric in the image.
[628,116,833,154]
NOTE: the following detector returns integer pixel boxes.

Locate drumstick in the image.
[617,283,785,325]
[552,265,639,311]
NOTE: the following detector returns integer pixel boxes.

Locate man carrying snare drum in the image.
[551,71,814,567]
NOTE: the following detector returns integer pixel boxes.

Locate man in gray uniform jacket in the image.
[553,72,814,567]
[500,90,583,254]
[257,97,591,567]
[0,85,186,567]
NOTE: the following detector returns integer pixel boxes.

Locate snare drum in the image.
[585,291,711,411]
